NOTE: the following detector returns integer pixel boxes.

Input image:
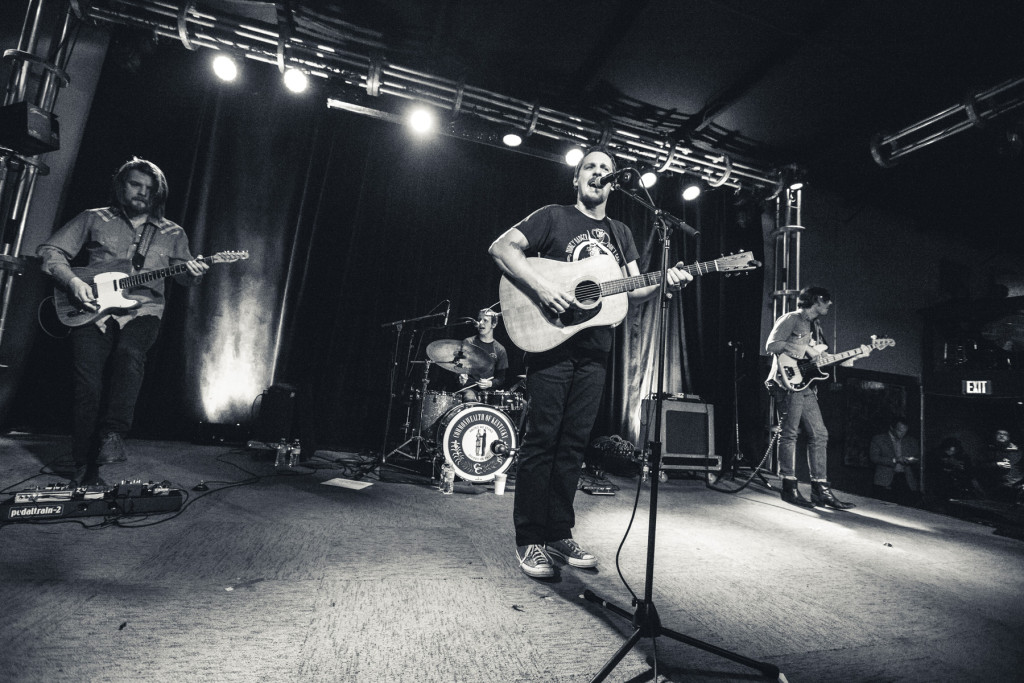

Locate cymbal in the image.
[427,339,491,375]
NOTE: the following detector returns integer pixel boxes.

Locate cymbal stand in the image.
[582,181,780,682]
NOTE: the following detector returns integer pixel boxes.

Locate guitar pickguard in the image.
[548,302,602,328]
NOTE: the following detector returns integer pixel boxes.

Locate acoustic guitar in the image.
[499,252,760,353]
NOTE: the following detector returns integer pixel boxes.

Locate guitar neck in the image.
[816,346,868,368]
[117,257,209,289]
[598,260,720,296]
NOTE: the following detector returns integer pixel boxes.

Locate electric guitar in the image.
[499,252,760,353]
[53,250,249,327]
[769,335,895,391]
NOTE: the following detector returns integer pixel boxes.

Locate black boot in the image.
[781,478,816,508]
[812,481,856,510]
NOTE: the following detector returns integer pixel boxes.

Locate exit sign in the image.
[962,380,993,395]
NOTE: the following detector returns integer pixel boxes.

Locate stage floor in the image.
[1,433,1023,682]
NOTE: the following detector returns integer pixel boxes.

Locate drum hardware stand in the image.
[378,310,446,471]
[581,182,781,683]
[384,359,436,465]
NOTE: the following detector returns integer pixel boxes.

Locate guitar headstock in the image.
[208,250,250,264]
[870,334,895,350]
[715,251,761,275]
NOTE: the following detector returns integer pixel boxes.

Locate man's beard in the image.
[123,197,150,217]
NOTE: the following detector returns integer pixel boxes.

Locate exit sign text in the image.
[962,380,993,395]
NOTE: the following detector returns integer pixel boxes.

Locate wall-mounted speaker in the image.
[640,398,720,471]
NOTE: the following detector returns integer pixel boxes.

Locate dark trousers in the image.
[513,347,607,547]
[70,315,161,465]
[874,474,919,506]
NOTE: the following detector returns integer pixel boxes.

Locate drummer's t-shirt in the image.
[463,336,508,386]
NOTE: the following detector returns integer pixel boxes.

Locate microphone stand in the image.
[581,179,779,683]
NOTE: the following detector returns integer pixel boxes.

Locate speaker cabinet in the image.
[252,384,298,444]
[640,398,720,471]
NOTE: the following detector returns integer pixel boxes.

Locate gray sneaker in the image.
[97,432,127,464]
[547,538,598,568]
[516,544,555,578]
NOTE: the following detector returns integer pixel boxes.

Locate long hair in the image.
[112,157,168,219]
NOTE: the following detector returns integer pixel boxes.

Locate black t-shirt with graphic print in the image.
[511,204,640,353]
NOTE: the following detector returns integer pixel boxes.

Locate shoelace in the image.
[555,539,587,557]
[521,545,550,565]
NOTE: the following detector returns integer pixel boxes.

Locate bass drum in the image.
[436,404,517,483]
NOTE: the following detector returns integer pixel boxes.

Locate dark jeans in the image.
[770,385,829,481]
[513,347,607,547]
[70,315,161,465]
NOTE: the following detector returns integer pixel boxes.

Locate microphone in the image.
[491,441,518,456]
[727,341,742,347]
[443,300,450,327]
[590,168,635,188]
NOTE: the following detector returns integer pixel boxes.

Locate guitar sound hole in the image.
[574,281,600,306]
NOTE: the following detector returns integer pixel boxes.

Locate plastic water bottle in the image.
[288,439,301,467]
[440,463,455,495]
[274,439,288,468]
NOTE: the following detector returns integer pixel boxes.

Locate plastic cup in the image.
[493,472,507,495]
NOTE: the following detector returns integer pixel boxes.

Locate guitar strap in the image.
[812,319,826,346]
[132,222,157,271]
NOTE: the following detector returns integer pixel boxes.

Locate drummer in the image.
[457,308,508,403]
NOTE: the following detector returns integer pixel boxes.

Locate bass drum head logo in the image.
[438,404,517,482]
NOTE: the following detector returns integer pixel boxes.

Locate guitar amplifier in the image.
[640,398,721,472]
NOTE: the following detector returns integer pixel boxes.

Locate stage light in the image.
[565,147,584,166]
[638,163,658,188]
[211,54,238,82]
[502,131,523,147]
[786,166,807,190]
[407,105,438,135]
[283,67,309,93]
[681,179,702,201]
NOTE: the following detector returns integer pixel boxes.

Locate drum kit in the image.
[384,337,527,483]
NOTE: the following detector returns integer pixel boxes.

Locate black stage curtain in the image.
[10,42,765,453]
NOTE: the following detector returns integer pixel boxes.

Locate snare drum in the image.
[488,390,525,413]
[416,390,461,433]
[435,403,517,482]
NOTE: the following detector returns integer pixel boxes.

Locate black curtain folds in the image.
[11,42,767,454]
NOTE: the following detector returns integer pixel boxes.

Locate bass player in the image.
[764,286,856,510]
[38,157,209,486]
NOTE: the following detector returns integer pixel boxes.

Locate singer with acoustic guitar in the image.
[38,158,210,487]
[489,146,693,579]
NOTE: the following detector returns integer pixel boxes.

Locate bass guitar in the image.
[770,335,895,391]
[53,250,249,327]
[499,252,760,353]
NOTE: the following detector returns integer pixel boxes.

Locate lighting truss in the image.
[73,0,779,192]
[871,74,1024,167]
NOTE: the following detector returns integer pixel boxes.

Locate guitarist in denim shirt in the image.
[765,286,856,510]
[489,147,693,578]
[38,158,208,486]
